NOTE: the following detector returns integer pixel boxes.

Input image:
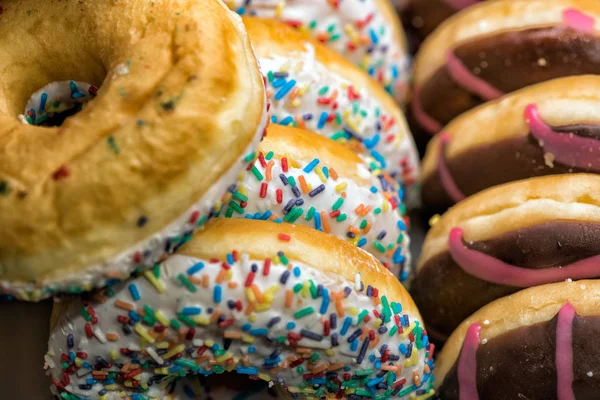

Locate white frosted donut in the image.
[226,0,411,104]
[46,219,434,399]
[221,125,412,281]
[244,17,420,204]
[0,0,267,301]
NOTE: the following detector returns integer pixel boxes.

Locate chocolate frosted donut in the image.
[435,280,600,399]
[421,75,600,215]
[410,0,600,146]
[411,174,600,341]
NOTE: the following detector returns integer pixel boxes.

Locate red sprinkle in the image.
[258,152,267,168]
[85,324,93,338]
[276,189,283,204]
[277,233,291,242]
[186,328,196,340]
[244,271,256,287]
[52,165,71,181]
[263,258,271,276]
[281,157,289,172]
[260,183,268,198]
[189,210,200,224]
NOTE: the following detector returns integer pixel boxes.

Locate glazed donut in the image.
[0,0,267,301]
[402,0,483,40]
[421,75,600,214]
[410,0,600,143]
[244,17,420,202]
[411,174,600,341]
[226,0,412,104]
[46,219,435,399]
[221,124,412,281]
[435,280,600,399]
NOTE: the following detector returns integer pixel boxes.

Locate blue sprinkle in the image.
[187,262,205,275]
[350,339,359,352]
[357,238,367,247]
[303,158,320,173]
[213,286,222,303]
[128,284,140,301]
[287,322,296,330]
[274,79,296,100]
[317,112,328,129]
[293,267,301,277]
[227,253,234,265]
[250,328,268,336]
[370,186,378,194]
[340,316,352,336]
[242,323,252,332]
[39,93,48,112]
[182,307,202,315]
[237,366,259,375]
[397,220,407,230]
[369,29,379,44]
[272,78,287,88]
[278,116,294,126]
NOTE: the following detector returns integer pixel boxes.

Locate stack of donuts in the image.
[0,0,435,399]
[402,0,600,398]
[4,0,600,398]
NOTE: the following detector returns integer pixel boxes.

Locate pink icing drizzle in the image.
[448,227,600,287]
[446,52,504,101]
[525,104,600,172]
[441,0,479,10]
[411,88,443,134]
[563,8,595,33]
[437,134,466,202]
[556,303,576,400]
[457,323,481,400]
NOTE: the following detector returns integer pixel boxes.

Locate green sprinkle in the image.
[153,264,161,278]
[267,71,275,82]
[391,302,402,314]
[293,283,303,293]
[251,165,263,181]
[81,307,91,321]
[228,201,244,214]
[357,310,369,325]
[355,368,374,377]
[294,307,315,319]
[265,151,274,161]
[143,305,156,318]
[374,241,386,253]
[332,198,344,211]
[396,233,404,244]
[336,214,347,222]
[107,136,120,154]
[309,280,318,298]
[318,86,329,95]
[243,151,256,163]
[330,34,341,41]
[310,352,320,363]
[360,220,367,229]
[225,208,234,218]
[288,176,296,187]
[374,207,382,215]
[335,112,342,125]
[330,131,346,141]
[177,313,197,327]
[296,366,305,374]
[399,385,417,397]
[308,20,317,29]
[170,319,181,330]
[381,296,391,322]
[306,206,316,221]
[177,273,197,293]
[232,191,248,202]
[279,253,289,265]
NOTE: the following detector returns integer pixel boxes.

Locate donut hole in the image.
[19,80,100,127]
[169,373,276,398]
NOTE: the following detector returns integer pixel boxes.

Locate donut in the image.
[435,280,600,399]
[402,0,483,40]
[410,174,600,341]
[226,0,412,104]
[421,75,600,214]
[220,124,412,281]
[0,0,267,301]
[410,0,600,144]
[244,17,420,203]
[46,219,435,399]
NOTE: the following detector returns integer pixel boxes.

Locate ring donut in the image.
[411,174,600,341]
[0,0,267,300]
[410,0,600,144]
[244,17,420,203]
[221,124,412,281]
[421,75,600,214]
[435,280,600,399]
[46,219,434,399]
[226,0,412,104]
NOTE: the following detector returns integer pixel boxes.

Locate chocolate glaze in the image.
[411,27,600,146]
[438,314,600,399]
[403,0,459,40]
[422,124,600,215]
[411,221,600,340]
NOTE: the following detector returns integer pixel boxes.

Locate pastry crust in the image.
[0,0,267,298]
[415,0,600,87]
[435,279,600,385]
[418,174,600,270]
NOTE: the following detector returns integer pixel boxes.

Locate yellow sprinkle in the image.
[156,341,170,349]
[155,311,170,327]
[291,160,301,169]
[143,271,165,293]
[275,1,284,17]
[335,182,348,192]
[298,85,308,96]
[411,347,419,365]
[242,334,255,343]
[75,358,83,368]
[372,319,382,329]
[301,282,311,298]
[348,307,359,316]
[412,389,436,400]
[215,352,233,363]
[238,185,248,197]
[249,313,257,322]
[154,367,170,375]
[192,316,210,325]
[291,98,301,108]
[429,214,441,227]
[314,167,327,183]
[163,344,186,359]
[258,373,272,382]
[245,288,256,303]
[326,349,335,357]
[382,201,389,212]
[400,321,417,340]
[226,358,238,371]
[225,270,233,281]
[110,349,119,360]
[404,359,412,368]
[134,323,155,344]
[255,303,271,312]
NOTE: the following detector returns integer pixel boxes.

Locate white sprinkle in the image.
[483,320,490,325]
[588,371,594,377]
[78,337,88,350]
[192,339,204,347]
[581,284,587,290]
[566,278,573,283]
[481,338,488,345]
[146,347,164,364]
[93,327,107,344]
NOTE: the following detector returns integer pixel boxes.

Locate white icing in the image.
[47,253,433,399]
[224,152,412,281]
[227,0,411,103]
[258,45,420,203]
[1,81,268,301]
